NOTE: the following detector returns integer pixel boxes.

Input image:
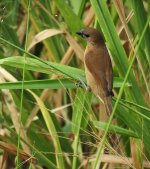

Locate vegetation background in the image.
[0,0,150,168]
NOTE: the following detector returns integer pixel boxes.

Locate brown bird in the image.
[76,27,113,118]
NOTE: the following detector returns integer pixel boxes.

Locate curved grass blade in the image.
[28,90,65,169]
[93,121,138,138]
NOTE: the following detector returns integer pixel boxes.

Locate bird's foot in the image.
[75,81,81,88]
[85,85,92,92]
[75,79,91,92]
[75,79,86,88]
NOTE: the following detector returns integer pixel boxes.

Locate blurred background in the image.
[0,0,150,168]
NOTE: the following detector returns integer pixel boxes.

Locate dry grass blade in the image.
[79,154,150,168]
[17,14,27,43]
[1,0,150,168]
[83,6,95,26]
[25,89,52,128]
[28,29,63,51]
[0,141,37,164]
[0,71,32,161]
[60,47,74,65]
[27,89,65,169]
[130,139,143,169]
[64,32,84,62]
[113,0,150,99]
[113,0,132,46]
[113,2,146,167]
[117,11,134,35]
[50,103,72,113]
[0,67,17,82]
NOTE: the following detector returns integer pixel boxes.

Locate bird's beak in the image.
[76,31,83,37]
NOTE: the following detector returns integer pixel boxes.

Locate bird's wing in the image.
[105,50,113,94]
[85,51,109,96]
[85,49,113,115]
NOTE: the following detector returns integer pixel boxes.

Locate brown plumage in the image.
[76,27,113,117]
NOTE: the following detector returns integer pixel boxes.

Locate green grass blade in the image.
[72,88,87,169]
[131,0,150,66]
[93,121,138,138]
[54,0,84,33]
[0,56,131,89]
[0,79,76,89]
[90,0,146,104]
[96,14,150,169]
[28,90,65,169]
[4,124,57,169]
[16,0,30,167]
[90,0,150,168]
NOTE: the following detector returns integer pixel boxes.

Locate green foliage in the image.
[0,0,149,168]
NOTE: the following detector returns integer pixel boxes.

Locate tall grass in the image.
[0,0,150,168]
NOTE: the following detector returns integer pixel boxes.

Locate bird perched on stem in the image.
[76,27,113,118]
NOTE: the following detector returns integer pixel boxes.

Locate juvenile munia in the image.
[76,27,113,117]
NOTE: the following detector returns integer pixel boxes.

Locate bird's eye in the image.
[84,33,90,38]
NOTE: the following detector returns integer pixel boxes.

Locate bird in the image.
[76,27,113,118]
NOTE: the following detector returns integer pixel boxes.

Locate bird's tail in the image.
[98,94,121,150]
[104,96,112,116]
[98,95,120,149]
[98,95,112,120]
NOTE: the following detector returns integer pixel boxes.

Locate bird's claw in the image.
[75,79,91,92]
[75,81,81,88]
[85,86,92,92]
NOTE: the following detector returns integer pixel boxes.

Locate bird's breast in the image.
[84,56,99,96]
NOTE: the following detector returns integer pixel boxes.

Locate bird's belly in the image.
[85,65,99,96]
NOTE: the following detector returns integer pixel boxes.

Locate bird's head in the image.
[76,27,104,44]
